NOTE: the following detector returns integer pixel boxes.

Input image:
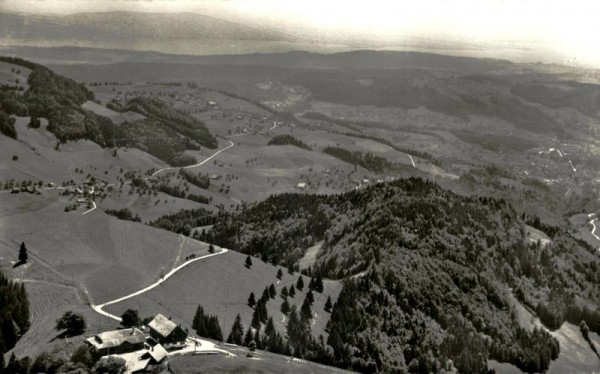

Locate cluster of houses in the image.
[86,314,188,373]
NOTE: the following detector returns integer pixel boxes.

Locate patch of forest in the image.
[199,177,600,373]
[104,97,218,166]
[323,146,392,173]
[301,111,440,165]
[149,208,217,236]
[0,56,107,143]
[0,57,218,167]
[118,97,217,150]
[267,135,312,150]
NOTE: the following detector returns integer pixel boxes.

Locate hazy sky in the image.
[2,0,600,68]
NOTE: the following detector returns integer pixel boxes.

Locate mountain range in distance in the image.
[0,11,563,66]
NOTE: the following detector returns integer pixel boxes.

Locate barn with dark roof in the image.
[147,313,187,344]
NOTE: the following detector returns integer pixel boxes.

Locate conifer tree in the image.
[18,242,27,263]
[226,314,244,345]
[264,317,275,338]
[289,284,296,298]
[276,268,283,280]
[281,298,290,315]
[269,283,276,299]
[251,307,261,329]
[306,289,314,304]
[248,292,256,308]
[314,274,324,293]
[301,297,313,322]
[245,255,253,268]
[281,286,289,299]
[296,276,304,291]
[324,295,333,313]
[243,326,254,347]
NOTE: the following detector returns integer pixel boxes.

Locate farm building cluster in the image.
[86,314,189,373]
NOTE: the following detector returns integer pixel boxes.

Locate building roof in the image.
[148,314,178,338]
[147,344,168,362]
[86,328,146,350]
[130,358,151,373]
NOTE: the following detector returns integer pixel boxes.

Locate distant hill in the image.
[1,44,514,73]
[0,12,285,45]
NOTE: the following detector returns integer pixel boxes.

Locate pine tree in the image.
[243,326,254,346]
[301,297,313,322]
[261,287,270,302]
[208,316,223,341]
[324,295,333,313]
[276,268,283,280]
[281,298,290,315]
[289,284,296,298]
[306,289,314,304]
[18,242,27,263]
[256,298,268,324]
[264,317,275,338]
[245,255,253,268]
[314,275,324,293]
[308,277,315,290]
[192,305,223,341]
[248,292,256,308]
[251,307,261,329]
[269,284,276,299]
[226,314,244,345]
[296,276,304,291]
[281,286,289,299]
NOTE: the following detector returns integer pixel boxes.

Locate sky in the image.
[1,0,600,68]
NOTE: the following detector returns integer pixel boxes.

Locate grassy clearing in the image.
[0,195,212,304]
[524,224,551,248]
[0,117,165,183]
[104,250,342,340]
[505,292,600,373]
[82,100,146,124]
[0,60,31,90]
[8,280,114,359]
[297,241,322,270]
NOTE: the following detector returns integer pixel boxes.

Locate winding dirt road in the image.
[150,140,235,178]
[91,247,228,321]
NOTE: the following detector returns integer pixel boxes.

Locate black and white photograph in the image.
[0,1,599,373]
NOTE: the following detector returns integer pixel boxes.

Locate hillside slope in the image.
[206,178,600,373]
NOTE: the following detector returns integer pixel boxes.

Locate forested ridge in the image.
[200,177,600,373]
[0,57,217,166]
[0,269,30,366]
[0,56,101,142]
